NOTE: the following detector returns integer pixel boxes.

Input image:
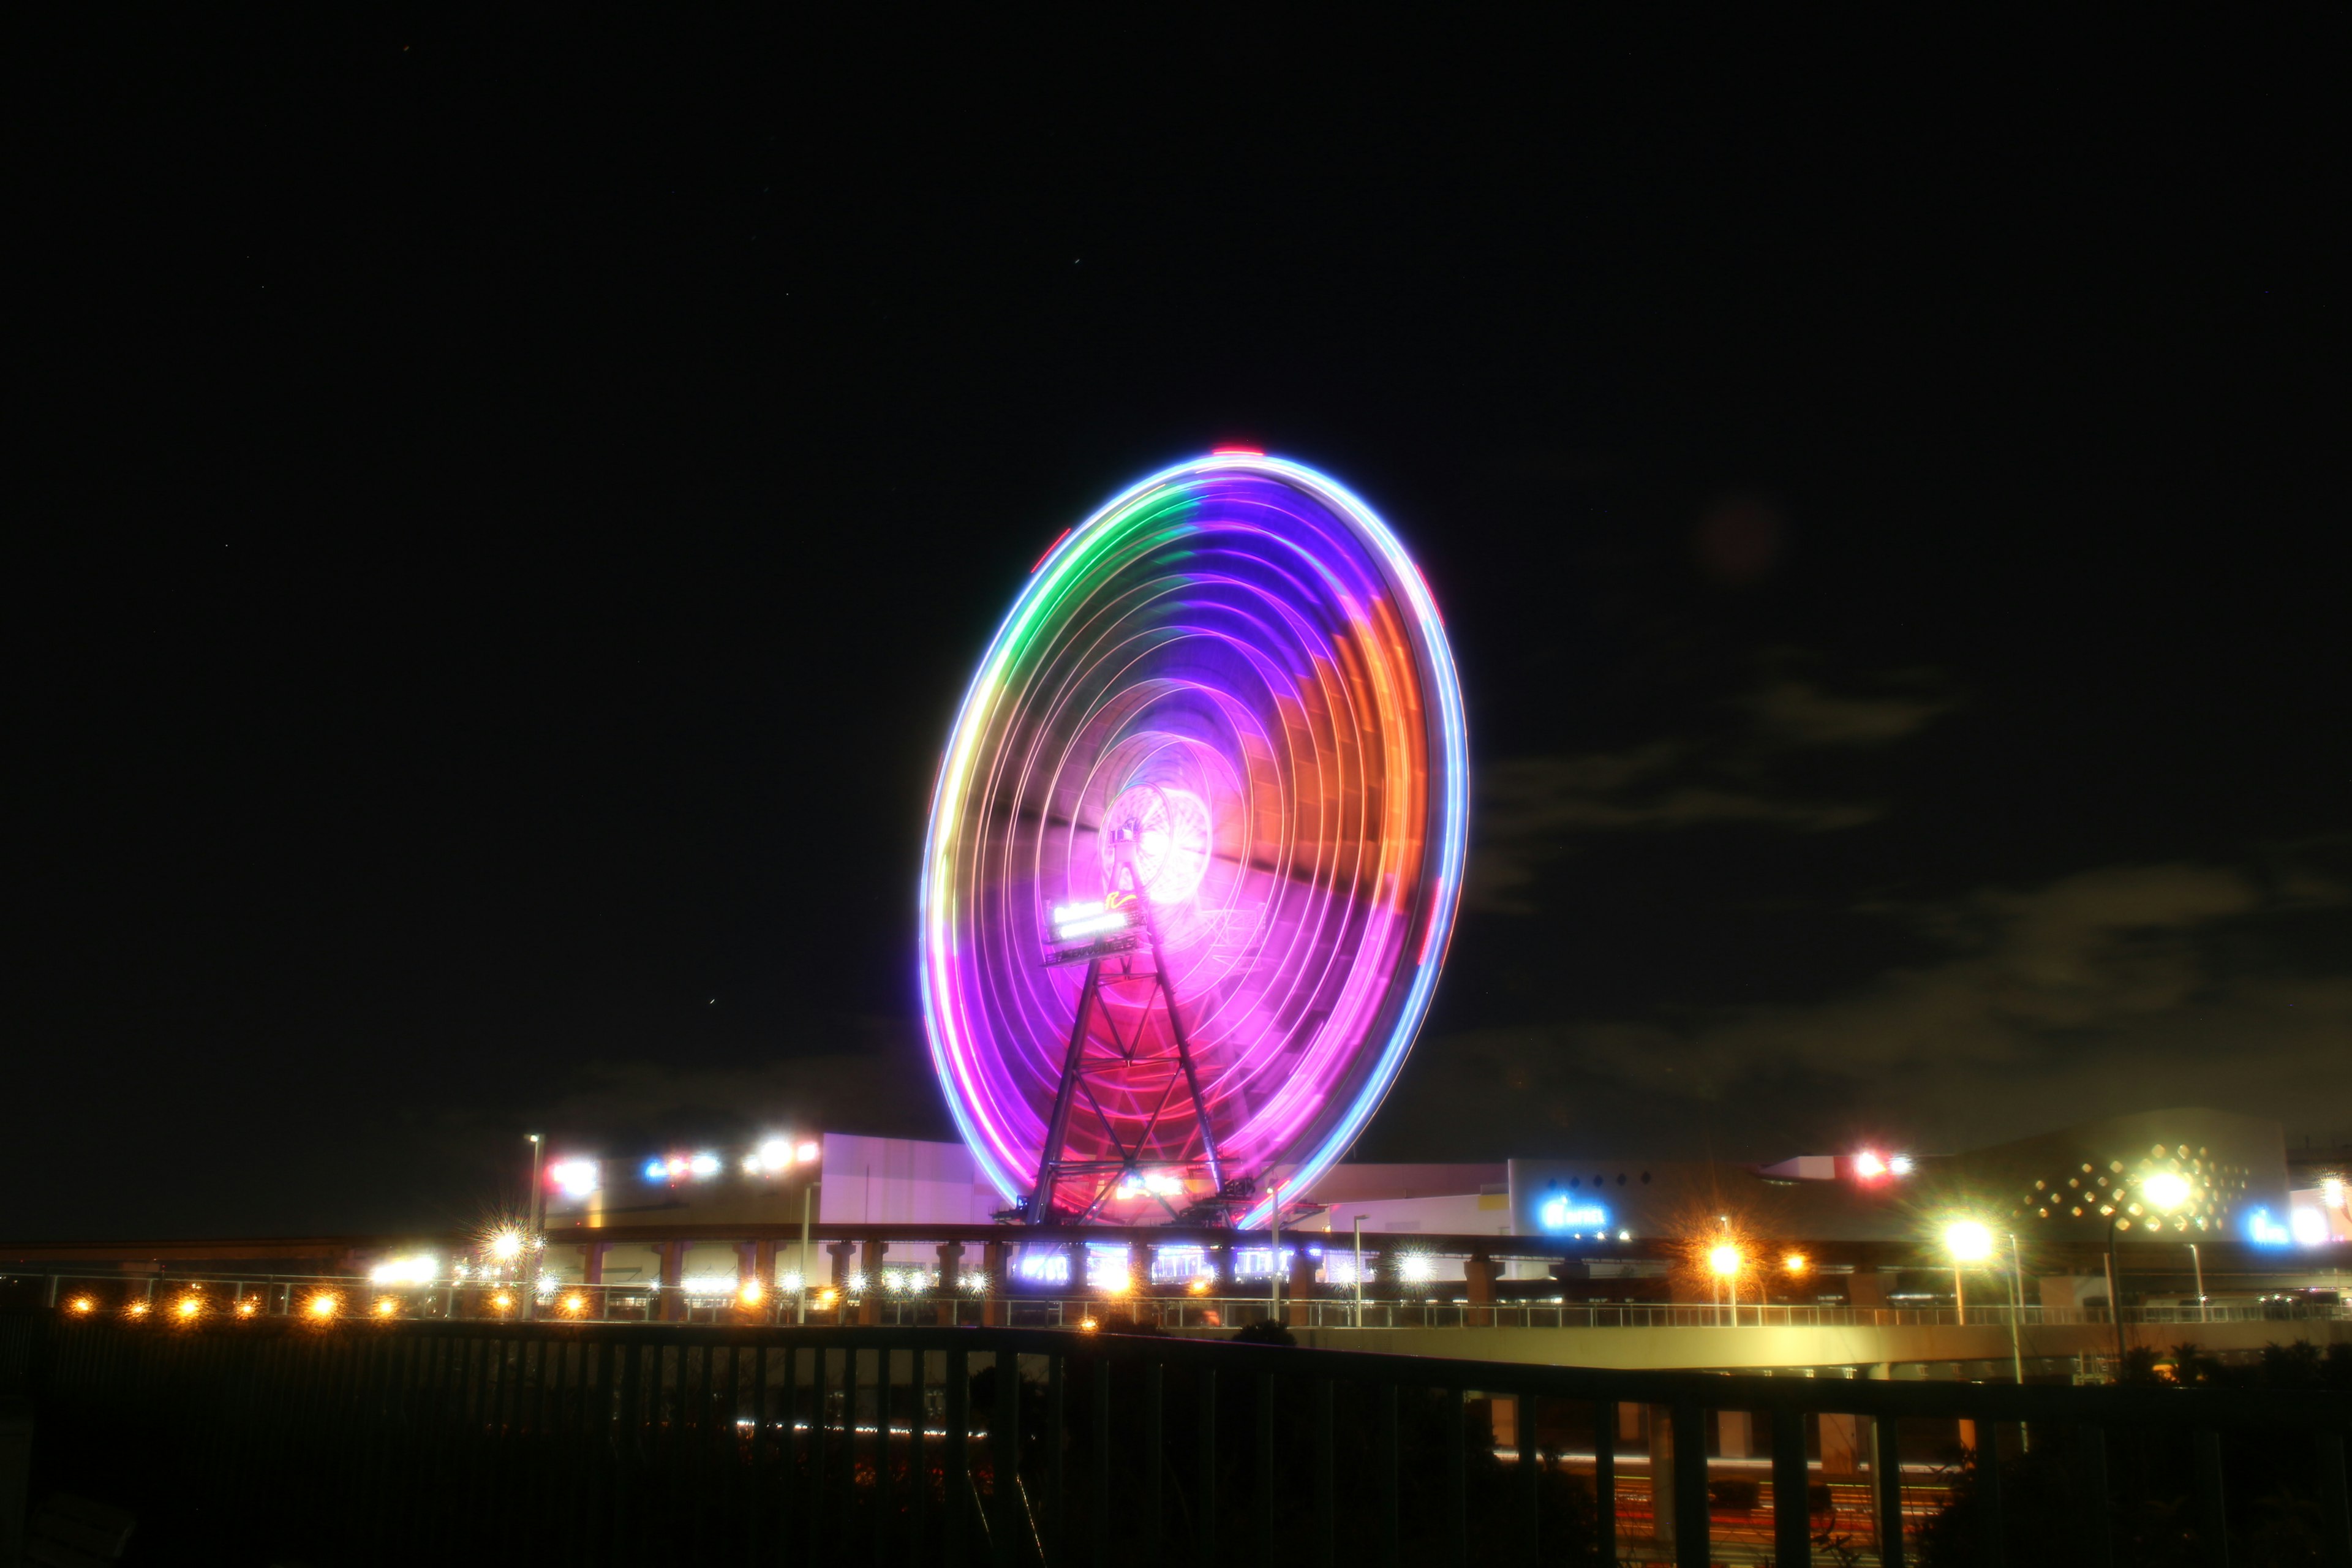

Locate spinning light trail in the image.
[919,453,1468,1227]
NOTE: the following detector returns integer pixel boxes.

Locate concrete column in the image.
[657,1240,685,1323]
[826,1240,857,1322]
[936,1241,966,1325]
[1287,1249,1317,1327]
[1649,1404,1678,1554]
[1819,1412,1866,1477]
[1718,1409,1751,1458]
[753,1239,776,1285]
[579,1241,609,1319]
[859,1240,889,1325]
[1464,1253,1501,1327]
[983,1240,1010,1327]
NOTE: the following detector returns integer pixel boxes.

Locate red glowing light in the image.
[1210,445,1264,456]
[1030,528,1072,573]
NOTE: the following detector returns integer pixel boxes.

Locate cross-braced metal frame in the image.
[1025,820,1226,1224]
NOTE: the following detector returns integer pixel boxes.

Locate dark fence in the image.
[2,1312,2346,1567]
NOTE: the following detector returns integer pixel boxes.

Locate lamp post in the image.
[1267,1183,1283,1324]
[2188,1241,2206,1325]
[1352,1213,1366,1329]
[2006,1232,2027,1385]
[1945,1221,1993,1328]
[522,1133,545,1321]
[1707,1242,1743,1328]
[797,1182,818,1325]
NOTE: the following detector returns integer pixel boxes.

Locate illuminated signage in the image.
[1539,1196,1609,1231]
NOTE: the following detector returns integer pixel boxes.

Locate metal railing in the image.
[2,1309,2345,1567]
[21,1271,2350,1333]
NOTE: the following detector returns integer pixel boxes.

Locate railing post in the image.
[1875,1411,1907,1568]
[1197,1365,1217,1560]
[2193,1428,2228,1568]
[992,1345,1019,1566]
[1593,1400,1616,1566]
[1445,1384,1467,1568]
[945,1347,969,1567]
[1375,1381,1400,1568]
[1257,1371,1276,1548]
[1144,1360,1164,1568]
[1772,1403,1810,1568]
[1975,1420,2004,1568]
[1518,1390,1539,1566]
[2079,1423,2111,1568]
[1091,1357,1111,1568]
[2317,1430,2350,1568]
[1048,1351,1065,1566]
[1672,1400,1709,1568]
[910,1346,930,1565]
[1314,1379,1335,1568]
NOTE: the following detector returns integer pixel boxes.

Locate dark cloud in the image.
[1386,859,2352,1161]
[1466,666,1954,914]
[1746,676,1959,748]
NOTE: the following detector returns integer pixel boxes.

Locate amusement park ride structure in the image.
[919,452,1471,1232]
[1025,788,1242,1226]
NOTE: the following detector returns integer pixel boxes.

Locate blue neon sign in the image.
[1539,1196,1609,1231]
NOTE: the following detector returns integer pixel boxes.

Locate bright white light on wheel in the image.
[1101,784,1212,908]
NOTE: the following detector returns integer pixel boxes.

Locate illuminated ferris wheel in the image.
[919,452,1468,1227]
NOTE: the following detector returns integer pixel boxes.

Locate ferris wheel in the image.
[919,452,1468,1227]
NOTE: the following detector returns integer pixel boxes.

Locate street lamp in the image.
[1944,1221,1994,1327]
[1708,1242,1743,1327]
[2107,1170,2192,1372]
[523,1133,545,1322]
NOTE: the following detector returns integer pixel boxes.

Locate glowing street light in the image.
[2107,1169,2193,1370]
[1945,1220,1994,1325]
[1708,1241,1744,1327]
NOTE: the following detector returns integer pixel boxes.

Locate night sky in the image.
[11,17,2347,1238]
